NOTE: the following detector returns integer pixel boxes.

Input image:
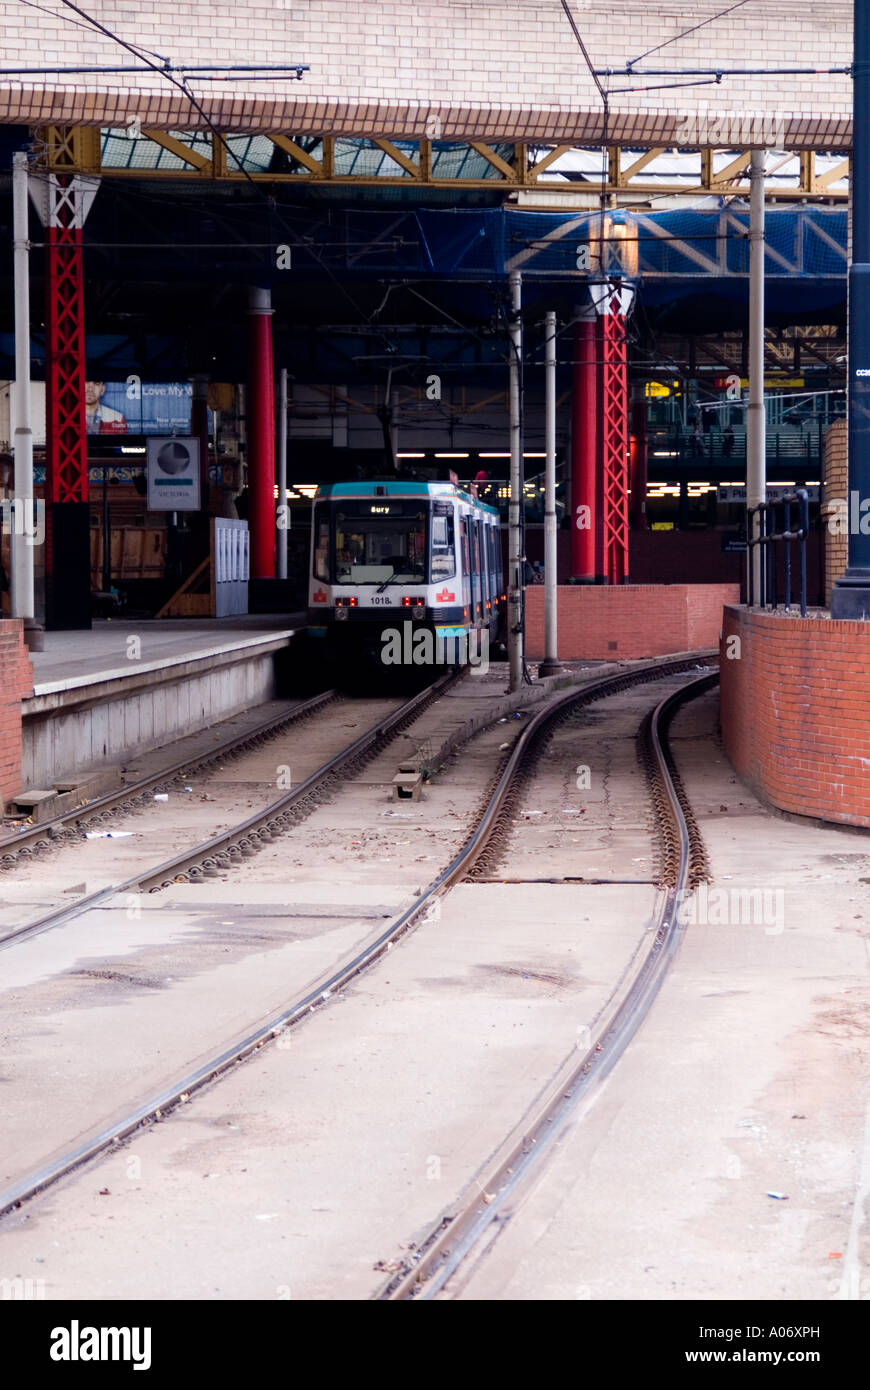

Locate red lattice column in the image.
[598,293,630,585]
[45,176,88,505]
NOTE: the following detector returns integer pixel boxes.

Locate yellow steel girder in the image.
[32,127,851,202]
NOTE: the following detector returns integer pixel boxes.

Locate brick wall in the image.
[0,619,34,807]
[524,583,738,660]
[720,605,870,827]
[0,2,852,143]
[822,416,848,607]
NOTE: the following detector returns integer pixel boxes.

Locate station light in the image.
[435,452,469,458]
[479,452,511,459]
[396,452,426,458]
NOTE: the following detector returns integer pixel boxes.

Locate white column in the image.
[747,149,766,603]
[11,151,35,631]
[277,366,288,579]
[508,270,524,692]
[540,309,562,675]
[390,385,400,469]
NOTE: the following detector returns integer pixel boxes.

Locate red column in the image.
[600,298,630,584]
[247,287,275,579]
[46,177,88,505]
[44,172,92,629]
[629,392,648,530]
[570,315,597,581]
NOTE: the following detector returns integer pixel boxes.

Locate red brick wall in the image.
[525,584,738,660]
[720,605,870,827]
[0,620,34,807]
[821,416,847,607]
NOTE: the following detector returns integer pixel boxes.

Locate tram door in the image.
[469,519,483,622]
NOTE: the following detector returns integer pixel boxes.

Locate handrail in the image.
[747,487,809,617]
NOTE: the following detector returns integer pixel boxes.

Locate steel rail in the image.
[0,658,713,1223]
[379,669,718,1300]
[0,675,453,952]
[0,689,339,864]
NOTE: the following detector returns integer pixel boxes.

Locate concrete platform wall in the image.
[720,605,870,828]
[21,647,279,791]
[524,584,739,661]
[0,619,35,803]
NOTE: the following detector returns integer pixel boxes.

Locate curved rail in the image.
[0,659,716,1224]
[0,673,455,951]
[0,690,340,864]
[379,669,718,1300]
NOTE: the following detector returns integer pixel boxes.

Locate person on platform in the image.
[722,424,735,457]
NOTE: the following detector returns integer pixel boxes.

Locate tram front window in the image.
[335,505,426,583]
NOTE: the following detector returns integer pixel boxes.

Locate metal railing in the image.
[747,488,810,616]
[647,427,824,468]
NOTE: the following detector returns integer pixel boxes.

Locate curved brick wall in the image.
[525,583,738,661]
[0,619,34,807]
[720,605,870,828]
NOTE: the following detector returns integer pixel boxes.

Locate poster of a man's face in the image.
[85,381,129,434]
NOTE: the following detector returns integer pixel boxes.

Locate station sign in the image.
[146,436,201,511]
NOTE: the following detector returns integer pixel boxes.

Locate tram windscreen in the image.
[334,501,427,584]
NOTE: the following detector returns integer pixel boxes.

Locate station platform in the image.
[27,616,306,695]
[19,615,306,794]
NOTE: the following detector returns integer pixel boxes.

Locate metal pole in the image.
[10,150,37,639]
[390,385,400,469]
[102,466,111,592]
[247,285,275,579]
[508,270,524,692]
[746,149,766,605]
[832,0,870,616]
[277,366,288,580]
[540,310,562,676]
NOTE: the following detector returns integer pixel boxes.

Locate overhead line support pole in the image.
[10,151,41,649]
[277,367,288,581]
[747,149,766,605]
[508,270,524,692]
[540,309,563,676]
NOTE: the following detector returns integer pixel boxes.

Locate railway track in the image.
[380,667,718,1299]
[0,655,716,1228]
[0,690,339,863]
[0,673,455,950]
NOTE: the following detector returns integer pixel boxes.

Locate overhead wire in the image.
[627,0,754,68]
[35,1,404,361]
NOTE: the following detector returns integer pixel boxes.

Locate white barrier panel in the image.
[213,517,249,616]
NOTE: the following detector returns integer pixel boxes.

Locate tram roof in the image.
[314,480,501,517]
